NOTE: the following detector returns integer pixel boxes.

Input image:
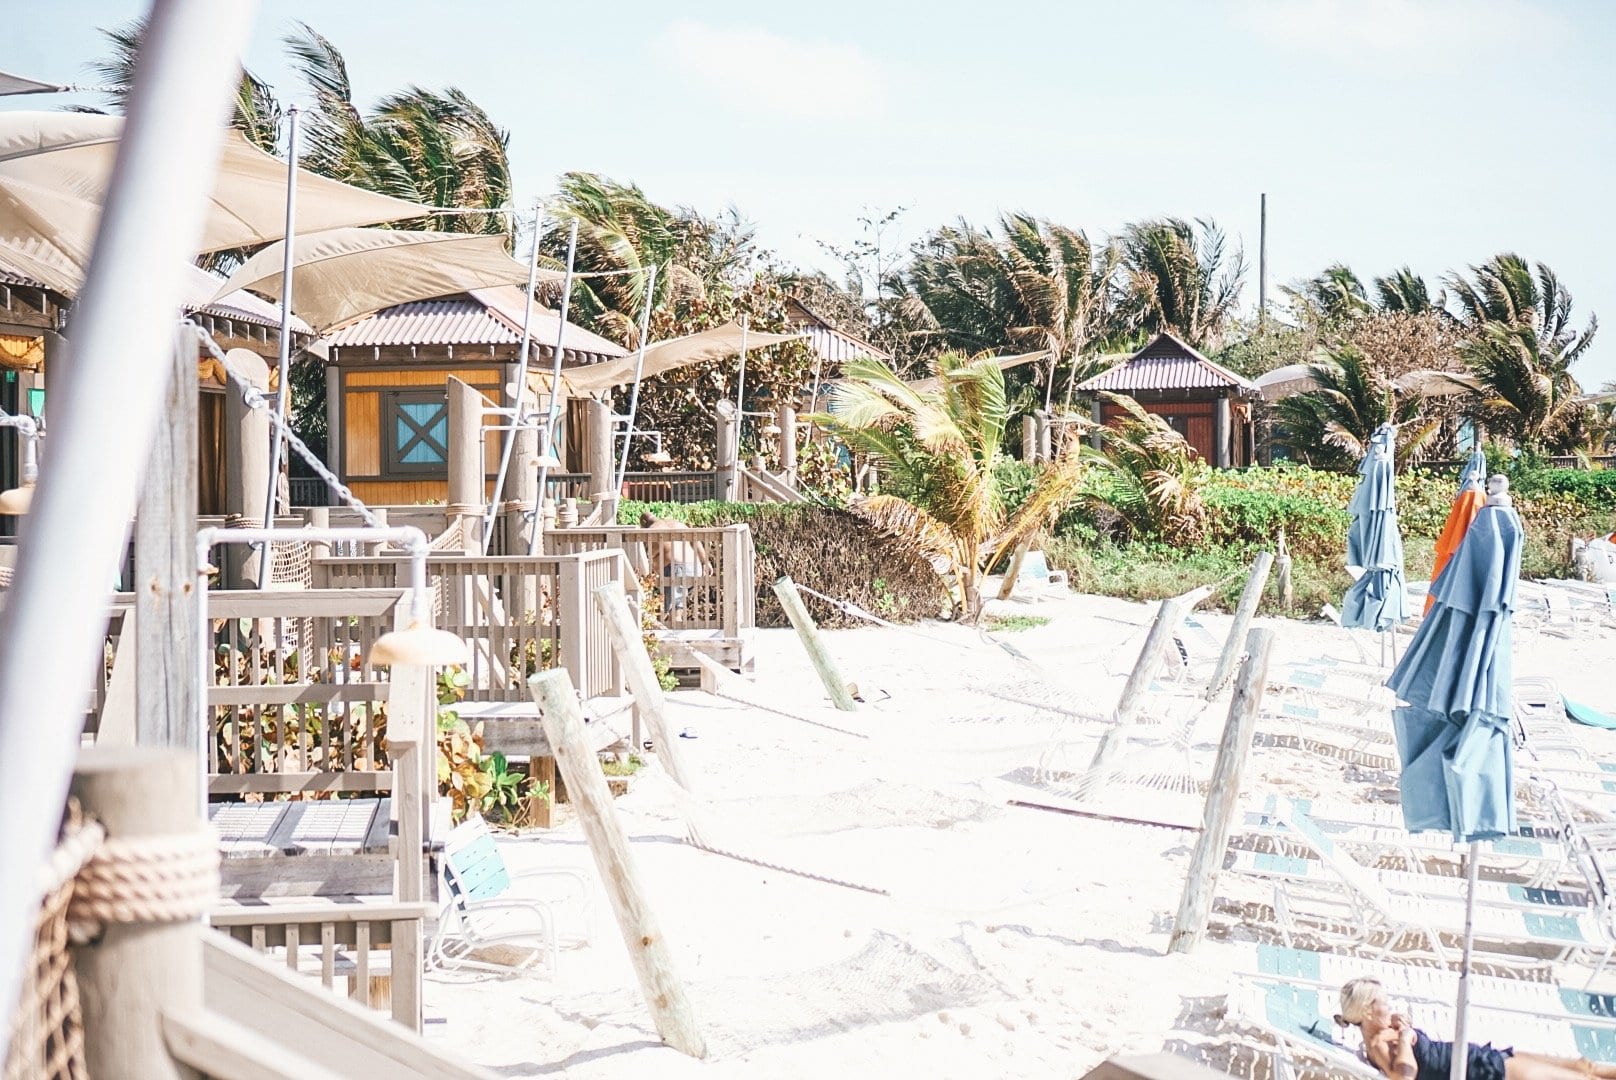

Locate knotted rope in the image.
[66,829,219,944]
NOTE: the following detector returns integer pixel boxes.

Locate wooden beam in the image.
[772,576,857,711]
[1168,627,1274,954]
[1203,551,1272,699]
[527,669,707,1059]
[1087,596,1187,774]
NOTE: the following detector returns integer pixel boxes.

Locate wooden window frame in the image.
[381,389,450,478]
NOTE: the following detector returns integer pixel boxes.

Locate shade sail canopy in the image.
[216,228,554,332]
[1341,424,1410,631]
[0,70,71,97]
[551,322,803,394]
[907,350,1050,393]
[0,112,427,277]
[1387,501,1522,842]
[1254,363,1320,401]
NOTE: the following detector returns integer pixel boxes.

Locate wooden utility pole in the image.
[134,323,200,750]
[772,576,857,711]
[1258,193,1268,329]
[527,670,706,1059]
[1203,552,1273,699]
[1168,628,1274,953]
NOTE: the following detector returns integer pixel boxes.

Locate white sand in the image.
[423,586,1616,1078]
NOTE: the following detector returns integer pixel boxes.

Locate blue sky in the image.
[11,0,1616,382]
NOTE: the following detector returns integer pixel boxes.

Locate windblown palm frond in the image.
[1461,322,1586,451]
[1272,345,1443,469]
[1373,267,1439,314]
[1285,263,1371,324]
[1117,217,1244,350]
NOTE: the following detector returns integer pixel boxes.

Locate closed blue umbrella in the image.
[1384,478,1524,1080]
[1458,447,1488,492]
[1341,425,1410,632]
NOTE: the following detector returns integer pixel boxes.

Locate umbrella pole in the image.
[530,219,579,555]
[482,200,545,552]
[1450,839,1480,1080]
[734,315,749,453]
[260,102,299,581]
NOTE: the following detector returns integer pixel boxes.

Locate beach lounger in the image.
[1229,848,1591,911]
[1230,971,1616,1080]
[432,815,592,977]
[1245,800,1612,965]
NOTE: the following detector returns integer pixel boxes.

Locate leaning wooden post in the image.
[998,542,1031,601]
[1274,528,1294,614]
[134,323,199,750]
[1168,627,1274,954]
[772,575,857,712]
[70,746,214,1080]
[1087,596,1187,773]
[527,669,707,1059]
[1203,551,1273,700]
[592,583,698,794]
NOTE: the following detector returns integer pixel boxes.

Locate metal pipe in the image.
[260,103,300,574]
[482,201,544,550]
[0,414,40,481]
[1450,839,1480,1080]
[530,219,579,554]
[0,0,258,1057]
[733,315,749,453]
[614,262,658,489]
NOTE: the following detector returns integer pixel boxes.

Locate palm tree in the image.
[1286,264,1371,324]
[905,214,1120,411]
[1116,218,1245,351]
[813,353,1091,620]
[1272,345,1438,469]
[1373,267,1439,314]
[284,23,512,238]
[1084,394,1209,544]
[85,17,282,151]
[1447,254,1598,452]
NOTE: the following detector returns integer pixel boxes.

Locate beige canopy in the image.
[0,112,427,292]
[0,70,70,97]
[1256,362,1484,402]
[215,228,557,332]
[906,350,1050,392]
[544,321,805,395]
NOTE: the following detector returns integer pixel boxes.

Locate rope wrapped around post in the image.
[66,830,220,945]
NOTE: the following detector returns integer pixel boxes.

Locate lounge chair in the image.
[431,815,592,977]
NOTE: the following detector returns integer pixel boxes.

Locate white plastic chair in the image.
[430,815,592,977]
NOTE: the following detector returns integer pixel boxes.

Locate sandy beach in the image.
[418,586,1616,1079]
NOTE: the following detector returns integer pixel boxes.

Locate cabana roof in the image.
[1076,331,1257,395]
[321,285,626,365]
[786,297,892,364]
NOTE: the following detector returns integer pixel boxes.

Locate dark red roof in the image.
[1077,331,1257,394]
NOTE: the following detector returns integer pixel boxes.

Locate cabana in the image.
[1075,331,1260,468]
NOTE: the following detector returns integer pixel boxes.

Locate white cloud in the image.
[1238,0,1567,65]
[657,20,888,122]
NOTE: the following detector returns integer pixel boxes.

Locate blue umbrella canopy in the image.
[1386,500,1523,842]
[1458,447,1487,492]
[1341,425,1410,631]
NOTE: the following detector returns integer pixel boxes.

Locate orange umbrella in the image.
[1426,482,1486,614]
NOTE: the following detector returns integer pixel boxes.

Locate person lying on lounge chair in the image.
[1338,978,1616,1080]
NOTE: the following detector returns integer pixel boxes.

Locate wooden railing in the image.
[311,551,626,701]
[621,470,719,504]
[542,524,756,636]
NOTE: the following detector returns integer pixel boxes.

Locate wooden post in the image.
[1275,529,1294,614]
[586,397,615,497]
[134,323,199,750]
[772,575,856,712]
[221,348,271,586]
[1168,627,1275,954]
[1021,415,1038,462]
[1214,396,1232,469]
[324,362,341,483]
[383,632,431,1031]
[778,402,798,482]
[71,747,208,1080]
[445,376,485,554]
[998,542,1030,601]
[306,506,331,562]
[1203,551,1273,699]
[1087,597,1187,773]
[715,400,739,502]
[1037,410,1052,463]
[592,582,699,795]
[527,669,707,1059]
[507,423,539,559]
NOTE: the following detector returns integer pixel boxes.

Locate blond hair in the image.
[1337,978,1384,1026]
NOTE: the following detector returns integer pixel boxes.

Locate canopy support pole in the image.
[260,102,299,578]
[482,201,544,552]
[530,219,579,554]
[614,262,658,490]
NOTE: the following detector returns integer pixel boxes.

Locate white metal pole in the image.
[260,102,299,574]
[0,0,257,1057]
[1449,840,1480,1080]
[614,262,658,490]
[734,315,749,454]
[481,201,544,551]
[530,219,579,555]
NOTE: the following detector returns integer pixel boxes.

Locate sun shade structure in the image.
[1340,424,1410,632]
[215,228,557,333]
[0,112,427,271]
[556,321,803,394]
[0,70,71,97]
